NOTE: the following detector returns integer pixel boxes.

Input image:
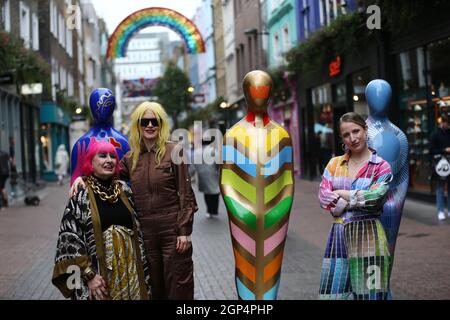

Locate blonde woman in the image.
[71,102,198,300]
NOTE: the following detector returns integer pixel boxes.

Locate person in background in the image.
[192,138,220,218]
[430,114,450,221]
[8,136,18,198]
[0,149,10,209]
[55,145,70,185]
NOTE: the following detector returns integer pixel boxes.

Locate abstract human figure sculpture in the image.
[220,70,294,300]
[70,88,130,185]
[366,79,409,284]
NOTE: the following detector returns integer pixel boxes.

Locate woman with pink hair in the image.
[52,140,151,300]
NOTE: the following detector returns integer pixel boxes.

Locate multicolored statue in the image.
[220,71,294,300]
[366,79,409,288]
[70,88,130,185]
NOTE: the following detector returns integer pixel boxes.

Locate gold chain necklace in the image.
[87,175,121,203]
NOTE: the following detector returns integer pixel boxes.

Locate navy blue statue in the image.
[70,88,130,185]
[366,79,409,289]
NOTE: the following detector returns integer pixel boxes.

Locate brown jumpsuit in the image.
[120,142,197,300]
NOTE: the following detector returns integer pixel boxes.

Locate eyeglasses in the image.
[140,118,159,127]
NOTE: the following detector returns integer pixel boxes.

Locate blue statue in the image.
[70,88,130,185]
[366,79,409,288]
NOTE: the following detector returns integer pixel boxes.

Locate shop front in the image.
[395,37,450,198]
[40,102,70,182]
[270,97,301,175]
[298,46,380,180]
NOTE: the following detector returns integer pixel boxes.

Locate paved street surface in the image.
[0,178,449,300]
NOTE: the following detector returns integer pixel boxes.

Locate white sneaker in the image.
[206,213,212,219]
[438,211,446,220]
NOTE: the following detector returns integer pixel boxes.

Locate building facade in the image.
[0,0,43,188]
[267,0,298,67]
[81,0,101,100]
[192,0,217,108]
[266,0,301,175]
[233,0,265,110]
[293,0,450,201]
[222,0,239,109]
[38,0,80,181]
[212,0,226,99]
[114,32,170,130]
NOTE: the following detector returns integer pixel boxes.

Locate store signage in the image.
[329,56,341,77]
[21,83,43,95]
[193,94,205,103]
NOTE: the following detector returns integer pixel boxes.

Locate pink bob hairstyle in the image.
[82,140,121,177]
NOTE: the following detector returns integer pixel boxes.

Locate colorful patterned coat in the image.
[318,151,392,300]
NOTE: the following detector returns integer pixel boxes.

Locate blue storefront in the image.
[40,102,70,182]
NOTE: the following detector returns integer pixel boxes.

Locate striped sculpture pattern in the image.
[365,79,409,297]
[220,70,294,300]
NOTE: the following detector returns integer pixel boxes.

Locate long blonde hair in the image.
[128,101,171,173]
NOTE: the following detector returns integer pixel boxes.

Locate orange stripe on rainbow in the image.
[234,249,256,283]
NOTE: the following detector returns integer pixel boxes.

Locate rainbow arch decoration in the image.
[107,7,205,59]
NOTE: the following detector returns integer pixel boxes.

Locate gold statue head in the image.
[243,70,273,113]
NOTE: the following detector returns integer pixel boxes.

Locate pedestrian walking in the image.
[430,113,450,221]
[55,144,69,185]
[318,112,393,300]
[8,136,18,198]
[0,149,11,209]
[52,140,151,300]
[192,139,220,218]
[71,101,198,300]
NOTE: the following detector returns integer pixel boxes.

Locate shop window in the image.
[397,47,427,98]
[312,84,333,175]
[352,68,370,118]
[406,99,432,193]
[2,0,11,32]
[40,124,51,171]
[335,81,347,104]
[396,38,450,195]
[19,1,31,49]
[429,38,450,101]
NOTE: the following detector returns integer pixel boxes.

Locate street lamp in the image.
[75,107,83,114]
[220,101,228,109]
[187,86,195,93]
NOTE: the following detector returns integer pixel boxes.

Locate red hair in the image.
[82,140,120,177]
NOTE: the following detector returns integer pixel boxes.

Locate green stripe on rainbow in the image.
[107,7,205,59]
[264,171,293,204]
[221,169,256,204]
[223,196,257,230]
[264,196,293,229]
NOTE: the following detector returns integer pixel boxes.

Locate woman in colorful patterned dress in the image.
[318,112,393,300]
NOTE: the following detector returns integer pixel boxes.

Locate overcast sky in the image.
[90,0,202,38]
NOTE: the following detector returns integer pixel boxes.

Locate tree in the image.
[153,62,192,128]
